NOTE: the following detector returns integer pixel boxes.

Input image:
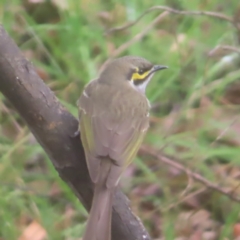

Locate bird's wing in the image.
[78,81,149,187]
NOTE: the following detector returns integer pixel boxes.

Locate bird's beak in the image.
[151,65,168,74]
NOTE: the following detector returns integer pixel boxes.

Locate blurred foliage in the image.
[1,0,240,239]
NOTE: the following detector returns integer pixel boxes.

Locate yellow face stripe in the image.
[132,70,150,81]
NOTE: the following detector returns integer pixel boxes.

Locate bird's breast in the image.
[82,80,150,120]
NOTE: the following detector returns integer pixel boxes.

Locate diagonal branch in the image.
[0,25,151,240]
[141,145,240,203]
[106,6,235,34]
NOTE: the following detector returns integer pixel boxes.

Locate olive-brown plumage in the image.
[78,56,167,240]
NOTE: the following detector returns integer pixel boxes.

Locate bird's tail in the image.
[82,163,114,240]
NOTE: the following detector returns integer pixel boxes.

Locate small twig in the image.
[141,145,240,203]
[100,11,169,72]
[209,45,240,55]
[1,102,22,133]
[19,16,64,75]
[179,171,193,198]
[161,187,207,212]
[210,115,239,146]
[187,69,240,106]
[106,6,235,34]
[193,115,240,167]
[111,11,168,58]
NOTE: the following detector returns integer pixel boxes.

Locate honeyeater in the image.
[78,56,167,240]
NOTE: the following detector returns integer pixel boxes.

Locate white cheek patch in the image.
[135,74,154,93]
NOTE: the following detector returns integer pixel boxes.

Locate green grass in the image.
[1,0,240,239]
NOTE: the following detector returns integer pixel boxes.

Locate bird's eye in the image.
[138,69,144,75]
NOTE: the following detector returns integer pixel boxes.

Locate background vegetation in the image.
[1,0,240,239]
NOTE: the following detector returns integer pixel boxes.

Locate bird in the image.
[78,56,167,240]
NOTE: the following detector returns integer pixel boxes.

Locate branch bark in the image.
[0,25,151,240]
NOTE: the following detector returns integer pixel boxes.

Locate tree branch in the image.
[0,25,151,240]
